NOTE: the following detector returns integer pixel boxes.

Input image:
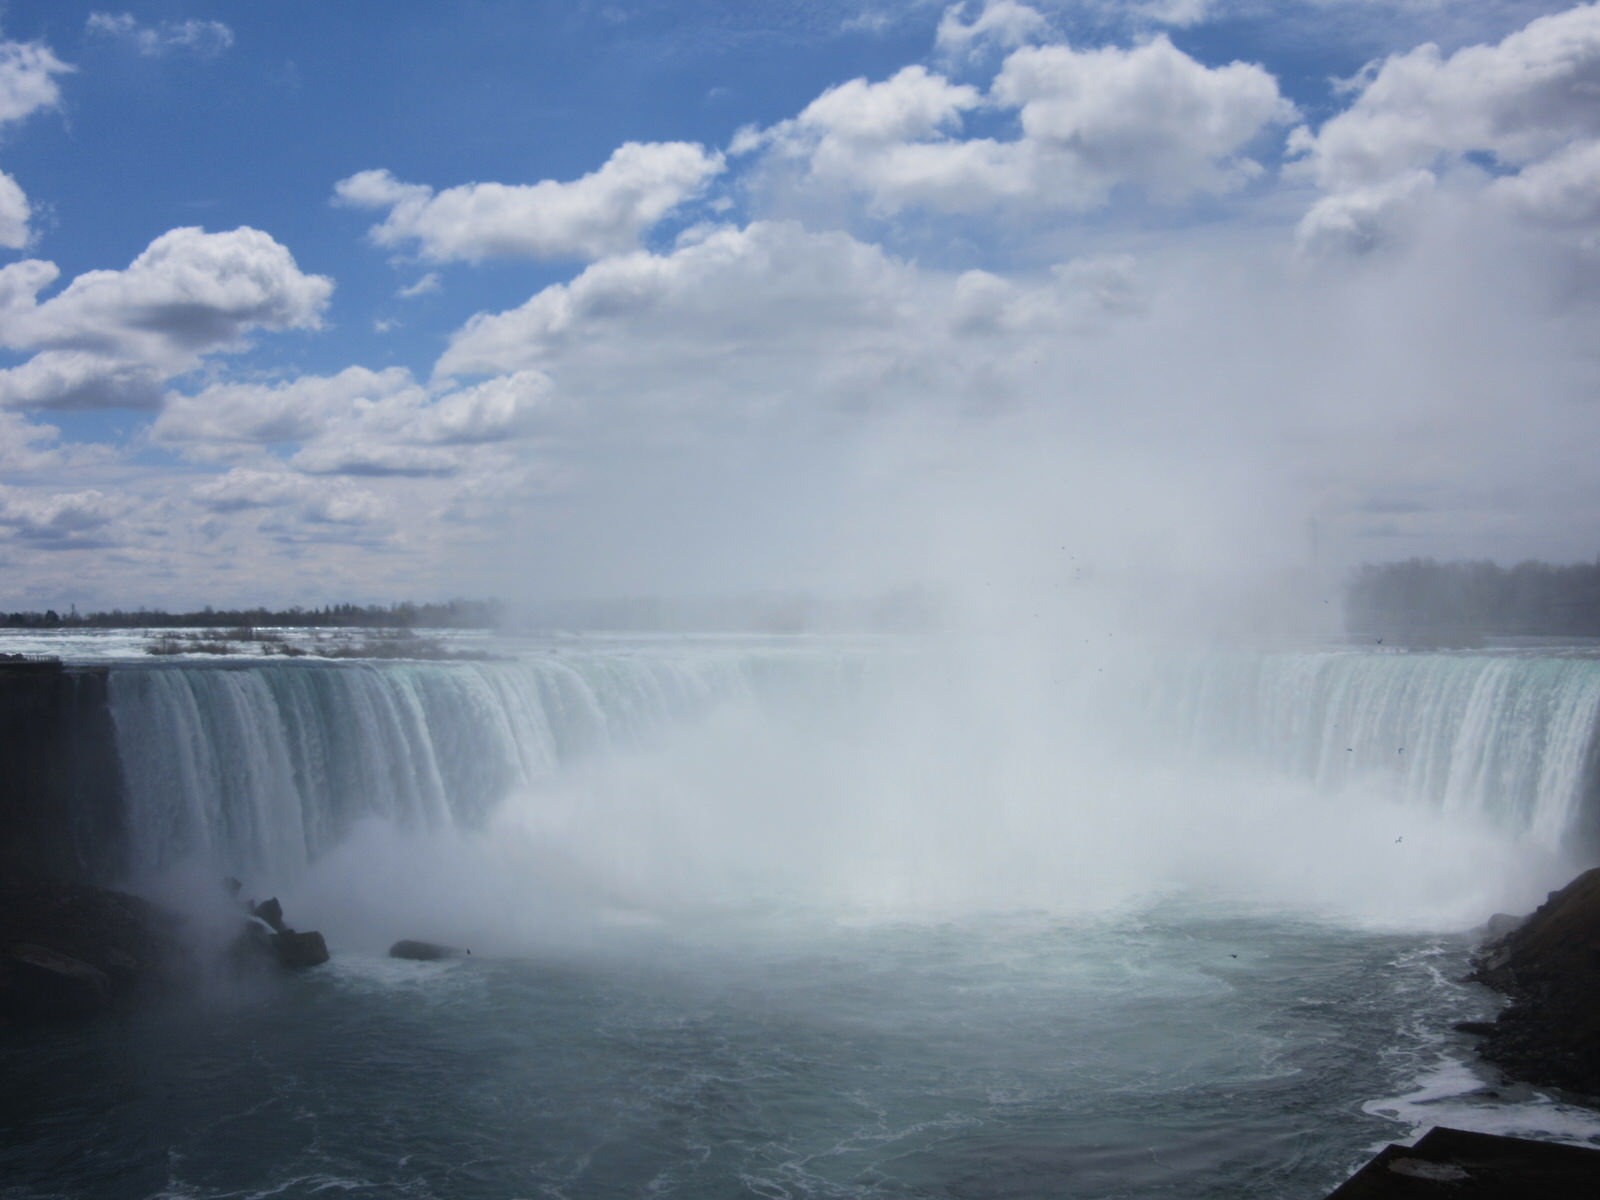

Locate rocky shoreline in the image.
[1465,867,1600,1101]
[0,877,327,1027]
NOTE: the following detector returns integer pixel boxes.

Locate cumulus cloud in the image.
[153,366,416,447]
[1295,4,1600,190]
[333,141,725,263]
[936,1,1051,60]
[0,38,71,125]
[0,37,73,249]
[1289,4,1600,251]
[85,12,234,57]
[747,37,1294,216]
[1295,168,1437,255]
[0,410,113,473]
[0,485,122,547]
[192,467,389,527]
[0,227,332,408]
[992,36,1296,201]
[0,169,31,250]
[0,350,165,410]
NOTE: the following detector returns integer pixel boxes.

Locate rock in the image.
[1453,1021,1498,1036]
[1324,1126,1600,1198]
[1482,912,1525,941]
[250,897,288,934]
[1469,866,1600,1097]
[0,878,186,1025]
[389,939,469,961]
[3,942,112,1021]
[272,929,329,968]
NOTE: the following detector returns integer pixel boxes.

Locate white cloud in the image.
[0,37,73,250]
[86,12,234,57]
[1490,136,1600,225]
[0,227,332,409]
[0,350,165,410]
[1295,167,1437,255]
[0,485,122,546]
[0,169,31,249]
[192,468,390,529]
[410,371,552,444]
[747,37,1294,217]
[333,141,725,263]
[0,38,71,125]
[993,36,1296,201]
[290,441,462,478]
[1294,3,1600,190]
[936,1,1051,60]
[152,366,418,447]
[0,410,113,473]
[399,272,440,298]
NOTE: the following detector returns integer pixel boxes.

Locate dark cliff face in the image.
[1472,867,1600,1099]
[0,663,127,885]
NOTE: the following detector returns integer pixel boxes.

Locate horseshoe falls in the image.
[9,633,1600,1199]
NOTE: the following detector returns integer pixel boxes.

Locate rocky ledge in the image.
[1,877,329,1027]
[0,878,189,1024]
[1468,866,1600,1099]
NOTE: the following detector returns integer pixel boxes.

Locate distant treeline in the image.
[1,599,501,630]
[1346,558,1600,639]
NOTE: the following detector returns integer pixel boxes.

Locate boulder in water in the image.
[250,897,288,934]
[273,929,329,968]
[1470,867,1600,1098]
[389,939,469,961]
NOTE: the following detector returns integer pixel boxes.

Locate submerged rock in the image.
[389,939,469,961]
[1470,867,1600,1098]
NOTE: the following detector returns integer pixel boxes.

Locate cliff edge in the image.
[1471,867,1600,1099]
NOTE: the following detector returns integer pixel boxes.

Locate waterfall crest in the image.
[104,640,1600,897]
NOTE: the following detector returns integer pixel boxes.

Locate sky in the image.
[0,0,1597,615]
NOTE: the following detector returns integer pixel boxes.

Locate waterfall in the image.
[1127,648,1600,848]
[106,642,863,884]
[102,639,1600,895]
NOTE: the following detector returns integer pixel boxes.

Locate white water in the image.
[100,635,1597,935]
[13,631,1600,1199]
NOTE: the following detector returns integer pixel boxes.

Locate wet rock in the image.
[3,943,111,1020]
[389,939,469,961]
[0,878,186,1025]
[273,929,329,968]
[1469,866,1600,1098]
[250,897,288,934]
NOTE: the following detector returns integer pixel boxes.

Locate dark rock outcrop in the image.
[273,929,329,968]
[389,939,469,961]
[0,663,126,883]
[250,897,288,934]
[1325,1125,1600,1198]
[0,878,187,1024]
[1469,867,1600,1097]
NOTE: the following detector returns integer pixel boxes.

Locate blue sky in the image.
[0,1,1597,616]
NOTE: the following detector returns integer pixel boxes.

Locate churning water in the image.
[5,632,1600,1198]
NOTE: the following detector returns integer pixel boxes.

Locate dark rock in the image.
[250,897,288,934]
[272,930,329,968]
[1482,912,1525,941]
[389,939,469,961]
[1453,1021,1498,1036]
[1469,866,1600,1097]
[0,878,186,1025]
[3,942,112,1020]
[1324,1125,1600,1198]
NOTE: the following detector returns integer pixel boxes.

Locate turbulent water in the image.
[6,630,1600,1198]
